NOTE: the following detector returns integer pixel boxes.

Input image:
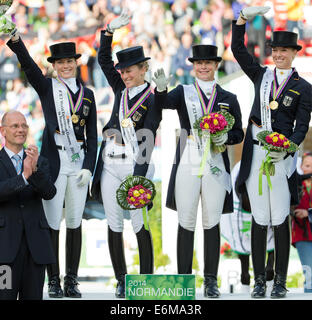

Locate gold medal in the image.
[72,114,79,123]
[80,119,85,126]
[269,100,278,110]
[121,118,131,128]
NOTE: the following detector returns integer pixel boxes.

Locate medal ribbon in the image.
[56,76,84,115]
[123,86,152,119]
[271,68,295,101]
[194,80,217,115]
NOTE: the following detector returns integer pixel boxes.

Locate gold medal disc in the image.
[80,119,85,126]
[269,100,279,110]
[72,114,79,124]
[121,118,131,128]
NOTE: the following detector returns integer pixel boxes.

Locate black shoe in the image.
[270,274,288,298]
[115,280,125,299]
[204,275,220,298]
[64,275,81,298]
[48,276,63,298]
[251,275,266,298]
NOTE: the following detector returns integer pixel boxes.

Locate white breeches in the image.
[246,125,291,226]
[100,142,155,233]
[42,147,88,230]
[175,138,226,232]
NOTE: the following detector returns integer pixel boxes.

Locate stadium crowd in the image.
[1,0,312,148]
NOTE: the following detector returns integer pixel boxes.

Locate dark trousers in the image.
[0,233,45,300]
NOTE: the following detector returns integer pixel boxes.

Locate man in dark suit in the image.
[3,19,97,298]
[0,111,56,300]
[231,6,312,298]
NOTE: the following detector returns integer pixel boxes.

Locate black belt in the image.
[56,144,85,151]
[107,153,127,159]
[253,139,263,146]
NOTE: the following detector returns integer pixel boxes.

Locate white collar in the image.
[61,77,79,94]
[275,68,292,83]
[4,146,24,160]
[195,78,216,96]
[128,83,148,100]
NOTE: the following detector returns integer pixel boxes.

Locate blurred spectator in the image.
[0,46,20,94]
[286,0,304,39]
[292,153,312,293]
[198,9,218,45]
[171,32,193,85]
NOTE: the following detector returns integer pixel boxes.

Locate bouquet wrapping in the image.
[193,111,235,177]
[116,175,156,231]
[0,0,13,16]
[256,131,299,195]
[0,14,15,34]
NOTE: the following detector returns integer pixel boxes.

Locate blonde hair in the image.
[136,61,149,72]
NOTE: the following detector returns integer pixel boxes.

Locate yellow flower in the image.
[204,123,209,129]
[146,194,151,200]
[133,190,140,197]
[139,200,146,205]
[213,119,219,125]
[272,137,278,143]
[130,197,135,202]
[283,141,290,146]
[207,115,211,119]
[139,189,145,194]
[279,134,285,139]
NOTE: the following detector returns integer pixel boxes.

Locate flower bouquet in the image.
[116,175,156,230]
[256,131,299,195]
[0,0,13,16]
[0,14,15,34]
[193,111,235,177]
[220,242,237,259]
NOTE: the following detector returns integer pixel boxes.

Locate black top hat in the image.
[268,31,302,51]
[188,45,222,63]
[47,42,81,63]
[115,46,150,70]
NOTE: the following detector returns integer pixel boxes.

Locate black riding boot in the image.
[265,250,275,281]
[203,224,221,298]
[136,226,154,274]
[47,228,63,298]
[108,227,127,298]
[271,217,290,298]
[64,226,82,298]
[251,218,268,298]
[177,224,194,274]
[238,254,250,285]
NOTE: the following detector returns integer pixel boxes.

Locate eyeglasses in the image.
[3,124,29,130]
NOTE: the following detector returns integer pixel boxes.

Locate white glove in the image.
[0,15,16,37]
[76,169,92,187]
[240,6,270,20]
[107,8,130,33]
[211,133,228,146]
[269,151,286,163]
[152,68,172,92]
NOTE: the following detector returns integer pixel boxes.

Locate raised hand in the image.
[107,8,130,33]
[152,68,172,92]
[240,6,270,20]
